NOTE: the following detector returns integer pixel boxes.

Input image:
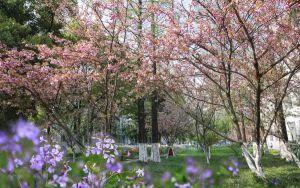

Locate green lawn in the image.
[127,146,300,188]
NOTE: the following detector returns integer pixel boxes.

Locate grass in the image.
[125,146,300,188]
[1,145,300,187]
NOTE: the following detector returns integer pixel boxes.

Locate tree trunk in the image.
[280,141,300,167]
[151,143,161,162]
[138,143,148,162]
[279,140,293,161]
[137,0,148,162]
[150,90,160,162]
[149,0,160,163]
[277,101,300,167]
[241,143,266,178]
[138,97,147,162]
[202,146,211,164]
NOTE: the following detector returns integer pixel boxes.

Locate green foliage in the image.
[132,147,300,188]
[0,0,63,48]
[0,12,31,47]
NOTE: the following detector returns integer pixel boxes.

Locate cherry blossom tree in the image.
[157,0,300,178]
[158,98,192,156]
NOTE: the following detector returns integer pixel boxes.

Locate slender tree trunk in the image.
[203,146,211,164]
[241,143,266,178]
[138,97,147,162]
[150,0,160,163]
[151,90,160,162]
[136,0,148,163]
[277,102,300,167]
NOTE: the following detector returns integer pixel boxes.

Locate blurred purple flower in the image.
[228,159,239,176]
[7,158,14,173]
[271,178,280,186]
[49,173,69,188]
[145,173,152,183]
[161,171,171,182]
[21,181,29,188]
[48,166,55,174]
[14,158,23,167]
[87,172,97,183]
[200,169,213,180]
[0,131,8,145]
[10,143,22,154]
[30,154,44,171]
[106,162,122,173]
[200,169,213,187]
[185,157,199,176]
[186,165,199,175]
[174,182,191,188]
[232,159,238,167]
[72,182,90,188]
[186,157,196,166]
[13,119,40,145]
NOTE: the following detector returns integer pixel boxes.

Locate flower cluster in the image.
[73,136,123,187]
[0,119,39,154]
[0,120,244,188]
[227,159,239,176]
[0,119,40,176]
[185,157,213,187]
[86,136,119,164]
[30,137,65,173]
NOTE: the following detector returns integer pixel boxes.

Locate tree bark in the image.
[150,0,160,163]
[151,90,160,162]
[277,101,300,167]
[241,143,266,179]
[151,143,161,163]
[138,143,148,162]
[138,97,147,162]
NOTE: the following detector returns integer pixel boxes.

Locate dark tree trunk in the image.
[151,90,159,143]
[278,101,288,142]
[138,97,147,143]
[150,3,160,162]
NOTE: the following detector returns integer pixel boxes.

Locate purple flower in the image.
[200,169,213,180]
[106,162,122,173]
[48,166,55,173]
[2,158,14,175]
[185,157,199,176]
[30,154,44,171]
[13,119,40,145]
[186,157,196,166]
[228,159,239,176]
[0,131,8,145]
[145,173,152,183]
[174,182,191,188]
[21,181,29,188]
[231,159,238,167]
[14,158,23,167]
[7,158,14,173]
[161,171,171,182]
[10,143,22,154]
[114,149,119,156]
[49,173,69,188]
[186,165,199,175]
[271,178,280,186]
[72,182,90,188]
[87,172,97,183]
[200,169,213,187]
